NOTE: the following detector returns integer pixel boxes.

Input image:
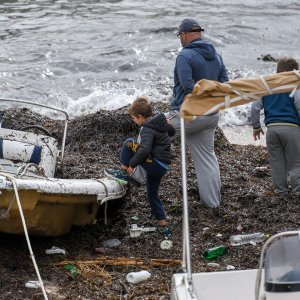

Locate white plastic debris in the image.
[226,265,236,270]
[207,262,220,267]
[160,239,173,250]
[126,270,151,283]
[202,227,210,232]
[129,224,156,238]
[102,238,122,248]
[216,233,222,237]
[25,281,41,289]
[45,246,66,255]
[229,233,266,246]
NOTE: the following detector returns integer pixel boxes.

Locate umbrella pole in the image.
[180,117,197,298]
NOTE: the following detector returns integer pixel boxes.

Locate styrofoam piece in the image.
[45,246,66,255]
[126,270,151,283]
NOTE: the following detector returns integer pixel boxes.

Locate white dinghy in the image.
[171,71,300,300]
[0,98,126,236]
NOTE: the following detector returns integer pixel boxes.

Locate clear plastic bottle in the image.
[229,232,266,246]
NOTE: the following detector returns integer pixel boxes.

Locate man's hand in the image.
[127,166,134,175]
[253,128,264,141]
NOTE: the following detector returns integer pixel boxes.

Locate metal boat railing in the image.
[0,97,69,161]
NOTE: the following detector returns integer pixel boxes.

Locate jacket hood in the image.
[143,113,168,133]
[184,39,216,60]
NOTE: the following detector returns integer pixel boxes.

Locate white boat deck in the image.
[172,269,261,300]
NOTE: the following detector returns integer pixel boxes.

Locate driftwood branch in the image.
[56,256,182,268]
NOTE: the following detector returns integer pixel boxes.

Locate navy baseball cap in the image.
[177,18,204,35]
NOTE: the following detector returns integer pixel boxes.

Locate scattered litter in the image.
[129,224,156,238]
[202,227,210,232]
[25,281,41,289]
[131,216,139,221]
[64,264,78,278]
[216,233,222,237]
[203,246,228,260]
[95,247,113,254]
[229,232,266,246]
[126,270,151,284]
[160,239,173,250]
[45,246,66,255]
[207,262,220,267]
[226,265,236,270]
[102,239,122,248]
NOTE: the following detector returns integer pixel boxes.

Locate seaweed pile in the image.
[0,104,299,299]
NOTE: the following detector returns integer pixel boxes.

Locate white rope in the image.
[0,173,48,300]
[260,76,272,94]
[231,89,261,101]
[293,69,300,79]
[203,83,300,116]
[224,95,231,109]
[289,85,299,97]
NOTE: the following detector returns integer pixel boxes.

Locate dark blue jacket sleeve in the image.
[218,56,229,82]
[176,55,195,95]
[129,127,154,168]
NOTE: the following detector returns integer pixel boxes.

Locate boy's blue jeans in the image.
[120,138,168,221]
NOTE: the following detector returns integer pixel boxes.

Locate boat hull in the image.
[0,177,126,236]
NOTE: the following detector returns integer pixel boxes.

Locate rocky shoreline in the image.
[0,104,298,299]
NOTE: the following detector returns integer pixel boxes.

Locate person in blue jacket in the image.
[251,58,300,198]
[169,18,228,209]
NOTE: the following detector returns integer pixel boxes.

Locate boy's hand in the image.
[253,128,264,141]
[127,166,134,175]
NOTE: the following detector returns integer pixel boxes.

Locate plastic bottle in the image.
[126,270,151,283]
[229,232,266,246]
[203,246,228,260]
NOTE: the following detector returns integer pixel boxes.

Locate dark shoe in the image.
[211,206,221,217]
[104,168,129,184]
[286,191,300,203]
[157,225,172,237]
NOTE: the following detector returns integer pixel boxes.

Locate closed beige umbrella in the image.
[180,70,300,119]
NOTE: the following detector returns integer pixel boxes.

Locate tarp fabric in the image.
[180,70,300,119]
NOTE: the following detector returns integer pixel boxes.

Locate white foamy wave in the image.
[66,88,143,118]
[46,80,171,119]
[219,104,251,127]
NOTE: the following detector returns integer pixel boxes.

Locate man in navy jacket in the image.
[169,18,228,209]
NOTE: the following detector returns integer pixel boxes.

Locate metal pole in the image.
[180,117,197,298]
[0,97,69,162]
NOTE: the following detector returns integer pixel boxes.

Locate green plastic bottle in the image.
[203,246,228,260]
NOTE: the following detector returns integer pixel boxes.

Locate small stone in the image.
[95,247,113,254]
[237,225,243,231]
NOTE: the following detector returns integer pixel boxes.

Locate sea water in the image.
[0,0,299,145]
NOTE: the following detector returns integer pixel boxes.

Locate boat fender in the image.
[0,138,42,164]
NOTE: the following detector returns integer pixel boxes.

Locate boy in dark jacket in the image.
[105,97,174,235]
